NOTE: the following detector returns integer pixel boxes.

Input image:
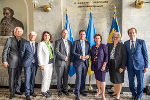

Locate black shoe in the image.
[62,91,69,96]
[47,91,52,96]
[110,93,117,97]
[80,92,87,96]
[31,93,37,97]
[136,98,141,100]
[15,91,23,95]
[75,95,80,100]
[116,99,120,100]
[131,96,136,100]
[42,92,51,98]
[26,95,31,100]
[58,91,62,97]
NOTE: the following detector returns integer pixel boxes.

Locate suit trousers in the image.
[128,63,144,99]
[74,61,88,96]
[56,62,69,92]
[41,63,53,92]
[15,65,23,93]
[8,68,17,95]
[24,63,37,96]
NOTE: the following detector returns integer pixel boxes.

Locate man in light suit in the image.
[55,29,72,96]
[2,27,26,99]
[124,28,148,100]
[20,32,38,100]
[72,30,90,100]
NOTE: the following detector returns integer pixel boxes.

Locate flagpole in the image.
[88,7,93,91]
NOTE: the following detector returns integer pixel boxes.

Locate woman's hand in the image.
[101,66,106,71]
[40,66,44,70]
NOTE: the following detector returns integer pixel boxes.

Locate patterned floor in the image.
[0,88,150,100]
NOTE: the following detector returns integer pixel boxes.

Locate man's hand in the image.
[144,68,148,73]
[65,57,69,62]
[85,55,89,59]
[81,56,86,60]
[3,62,9,68]
[119,68,124,73]
[70,62,73,66]
[40,66,44,70]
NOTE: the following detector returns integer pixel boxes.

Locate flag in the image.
[86,12,96,76]
[106,7,120,46]
[64,13,75,77]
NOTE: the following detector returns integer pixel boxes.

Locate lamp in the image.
[135,0,144,8]
[135,0,150,8]
[32,0,53,12]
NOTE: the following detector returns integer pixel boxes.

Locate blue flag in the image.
[106,8,120,46]
[64,14,75,77]
[86,12,96,76]
[86,12,96,47]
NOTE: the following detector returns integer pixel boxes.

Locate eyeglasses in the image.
[3,12,9,15]
[114,37,119,39]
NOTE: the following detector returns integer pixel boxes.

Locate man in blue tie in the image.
[72,30,90,100]
[20,32,38,100]
[124,28,148,100]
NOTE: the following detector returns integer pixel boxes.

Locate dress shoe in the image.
[110,93,117,97]
[42,92,51,98]
[136,98,141,100]
[15,91,23,95]
[58,91,62,97]
[47,91,52,96]
[130,96,136,100]
[75,95,80,100]
[30,93,37,97]
[80,92,87,96]
[26,95,31,100]
[62,91,69,96]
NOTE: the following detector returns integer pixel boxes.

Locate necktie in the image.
[32,43,35,63]
[32,43,34,53]
[81,40,85,56]
[131,40,134,52]
[17,40,20,49]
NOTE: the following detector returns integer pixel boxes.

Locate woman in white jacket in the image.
[37,31,54,98]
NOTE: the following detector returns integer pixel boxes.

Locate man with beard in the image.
[0,7,24,36]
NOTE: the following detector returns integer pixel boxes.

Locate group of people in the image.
[2,27,148,100]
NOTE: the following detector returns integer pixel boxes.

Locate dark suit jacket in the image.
[20,41,38,68]
[2,37,26,68]
[124,38,148,70]
[91,44,108,71]
[72,40,90,67]
[108,43,126,70]
[54,39,72,67]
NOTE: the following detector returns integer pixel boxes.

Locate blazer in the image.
[20,41,38,68]
[54,39,72,67]
[2,37,26,68]
[124,38,148,70]
[72,40,90,67]
[37,41,54,66]
[91,44,108,71]
[107,43,126,70]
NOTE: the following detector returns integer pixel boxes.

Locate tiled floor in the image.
[0,88,150,100]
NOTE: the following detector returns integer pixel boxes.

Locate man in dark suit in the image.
[124,28,148,100]
[2,27,26,99]
[55,29,72,96]
[20,31,38,100]
[72,30,90,100]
